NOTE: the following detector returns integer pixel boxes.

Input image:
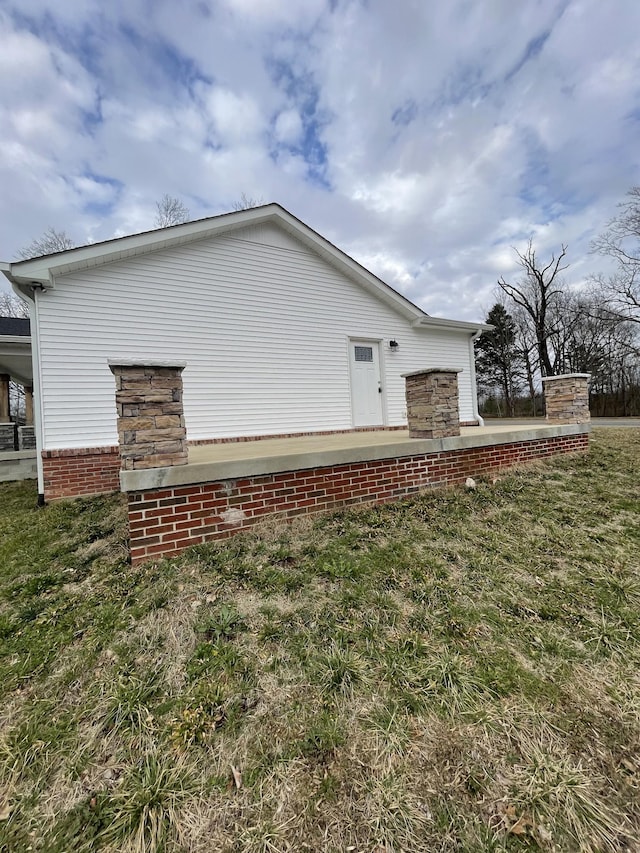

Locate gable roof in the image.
[0,316,30,337]
[1,204,489,333]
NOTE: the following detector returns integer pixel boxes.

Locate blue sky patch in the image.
[267,54,330,186]
[392,100,418,126]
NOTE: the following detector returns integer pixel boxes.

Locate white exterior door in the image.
[349,340,383,426]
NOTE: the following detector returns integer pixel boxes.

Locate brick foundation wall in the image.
[127,431,589,565]
[39,427,417,499]
[42,446,121,500]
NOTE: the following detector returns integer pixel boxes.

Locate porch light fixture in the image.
[389,340,399,351]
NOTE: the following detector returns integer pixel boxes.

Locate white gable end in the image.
[34,226,476,450]
[227,222,308,253]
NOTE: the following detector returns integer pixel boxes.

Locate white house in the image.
[1,203,488,501]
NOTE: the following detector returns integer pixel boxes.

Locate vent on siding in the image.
[354,345,373,363]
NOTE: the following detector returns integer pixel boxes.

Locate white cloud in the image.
[0,0,639,319]
[204,87,264,144]
[221,0,325,27]
[274,108,303,145]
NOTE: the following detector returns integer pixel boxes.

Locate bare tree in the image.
[17,227,75,260]
[575,302,640,415]
[545,290,598,375]
[0,292,29,318]
[498,239,568,376]
[509,304,541,415]
[155,195,191,228]
[591,186,640,323]
[232,192,265,211]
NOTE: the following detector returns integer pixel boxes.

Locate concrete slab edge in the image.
[0,450,38,462]
[120,423,590,493]
[0,451,38,483]
[107,359,187,369]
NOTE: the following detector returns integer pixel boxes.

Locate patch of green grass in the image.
[310,642,367,697]
[290,708,346,761]
[195,601,246,640]
[2,697,77,783]
[186,639,255,688]
[100,669,162,739]
[41,792,114,853]
[98,754,195,853]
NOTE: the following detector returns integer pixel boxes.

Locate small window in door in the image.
[354,345,374,362]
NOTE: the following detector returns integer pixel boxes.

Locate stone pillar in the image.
[18,426,36,450]
[108,361,188,470]
[0,374,9,423]
[0,423,17,451]
[541,373,591,424]
[24,386,34,426]
[402,368,462,439]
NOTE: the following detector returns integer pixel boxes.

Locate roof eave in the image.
[4,205,285,285]
[0,335,32,345]
[2,203,427,322]
[414,316,493,333]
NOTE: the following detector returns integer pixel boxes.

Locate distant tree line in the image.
[476,186,640,417]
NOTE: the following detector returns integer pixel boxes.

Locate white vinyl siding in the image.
[36,225,476,449]
[426,329,475,420]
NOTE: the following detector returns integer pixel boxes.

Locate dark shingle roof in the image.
[0,317,30,337]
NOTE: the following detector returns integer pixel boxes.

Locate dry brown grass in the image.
[0,428,639,851]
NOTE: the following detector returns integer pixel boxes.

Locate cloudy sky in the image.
[1,0,639,321]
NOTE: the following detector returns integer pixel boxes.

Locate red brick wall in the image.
[42,446,120,500]
[41,424,487,501]
[127,432,589,565]
[42,428,412,499]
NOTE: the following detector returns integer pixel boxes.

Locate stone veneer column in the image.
[541,373,591,424]
[18,426,36,450]
[0,423,16,451]
[109,361,188,470]
[402,368,462,439]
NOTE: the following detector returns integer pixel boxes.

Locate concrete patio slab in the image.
[122,422,589,492]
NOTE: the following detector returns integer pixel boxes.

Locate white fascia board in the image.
[413,316,493,333]
[2,261,52,286]
[0,335,32,345]
[4,205,280,285]
[1,264,48,294]
[4,204,486,331]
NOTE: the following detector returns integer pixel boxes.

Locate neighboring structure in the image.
[2,204,489,502]
[0,316,33,451]
[0,317,32,420]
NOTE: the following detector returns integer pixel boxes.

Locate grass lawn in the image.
[0,428,639,852]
